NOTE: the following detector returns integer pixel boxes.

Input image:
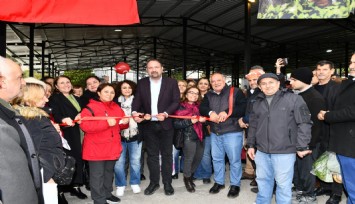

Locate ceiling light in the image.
[114,29,122,32]
[248,0,256,3]
[326,49,332,53]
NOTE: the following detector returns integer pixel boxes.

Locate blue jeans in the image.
[173,146,183,174]
[337,154,355,204]
[211,131,243,186]
[194,136,212,179]
[254,151,296,204]
[114,141,142,187]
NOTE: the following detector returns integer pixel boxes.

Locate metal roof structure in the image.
[4,0,355,78]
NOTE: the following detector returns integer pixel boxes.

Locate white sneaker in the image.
[116,186,125,196]
[131,184,141,194]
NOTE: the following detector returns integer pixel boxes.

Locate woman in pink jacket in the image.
[80,83,129,204]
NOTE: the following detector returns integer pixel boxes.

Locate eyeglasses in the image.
[187,91,199,95]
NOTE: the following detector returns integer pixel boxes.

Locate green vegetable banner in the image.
[258,0,355,19]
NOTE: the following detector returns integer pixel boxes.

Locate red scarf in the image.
[174,102,203,141]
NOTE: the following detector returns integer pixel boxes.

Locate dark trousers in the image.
[183,138,205,177]
[89,160,116,204]
[144,122,174,185]
[140,141,146,174]
[319,177,343,196]
[294,145,320,195]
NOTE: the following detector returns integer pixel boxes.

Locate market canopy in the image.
[0,0,139,25]
[2,0,355,76]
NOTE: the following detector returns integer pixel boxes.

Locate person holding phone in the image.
[275,58,288,87]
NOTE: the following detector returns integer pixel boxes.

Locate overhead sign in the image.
[258,0,354,19]
[0,0,139,25]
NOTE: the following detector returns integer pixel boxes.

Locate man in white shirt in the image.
[132,59,180,196]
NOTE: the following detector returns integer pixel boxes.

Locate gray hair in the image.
[250,65,264,71]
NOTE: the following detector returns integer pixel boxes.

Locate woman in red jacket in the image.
[80,83,129,204]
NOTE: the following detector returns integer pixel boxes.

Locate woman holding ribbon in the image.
[173,86,206,193]
[80,83,129,204]
[48,75,86,203]
[114,80,144,197]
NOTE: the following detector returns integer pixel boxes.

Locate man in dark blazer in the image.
[132,59,180,196]
[0,56,41,204]
[313,60,343,204]
[318,53,355,204]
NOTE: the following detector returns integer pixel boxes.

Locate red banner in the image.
[0,0,140,25]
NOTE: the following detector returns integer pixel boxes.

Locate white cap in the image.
[24,77,46,90]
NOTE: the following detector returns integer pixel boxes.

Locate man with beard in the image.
[132,59,180,196]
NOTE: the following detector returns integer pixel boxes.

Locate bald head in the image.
[210,73,226,93]
[0,57,25,102]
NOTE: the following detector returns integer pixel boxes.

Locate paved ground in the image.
[65,167,347,204]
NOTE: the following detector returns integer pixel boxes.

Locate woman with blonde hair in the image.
[12,77,65,204]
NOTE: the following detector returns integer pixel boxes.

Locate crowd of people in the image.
[1,55,355,204]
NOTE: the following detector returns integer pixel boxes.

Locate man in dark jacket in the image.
[247,73,312,204]
[0,56,41,204]
[313,60,343,204]
[289,67,326,204]
[318,53,355,204]
[132,59,180,196]
[238,68,264,186]
[200,72,246,198]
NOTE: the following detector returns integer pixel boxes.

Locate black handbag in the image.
[40,153,76,185]
[173,129,184,149]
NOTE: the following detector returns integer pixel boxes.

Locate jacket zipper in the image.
[267,100,270,153]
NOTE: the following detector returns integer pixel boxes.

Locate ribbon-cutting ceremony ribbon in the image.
[59,114,210,126]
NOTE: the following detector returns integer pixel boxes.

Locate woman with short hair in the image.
[80,83,129,204]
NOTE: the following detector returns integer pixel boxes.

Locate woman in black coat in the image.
[48,75,87,202]
[80,75,100,107]
[12,78,65,204]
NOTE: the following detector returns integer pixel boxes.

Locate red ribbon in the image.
[59,115,210,126]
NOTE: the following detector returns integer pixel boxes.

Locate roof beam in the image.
[8,24,42,62]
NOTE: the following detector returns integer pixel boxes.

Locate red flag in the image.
[0,0,139,25]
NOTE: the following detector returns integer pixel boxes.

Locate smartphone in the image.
[282,58,289,66]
